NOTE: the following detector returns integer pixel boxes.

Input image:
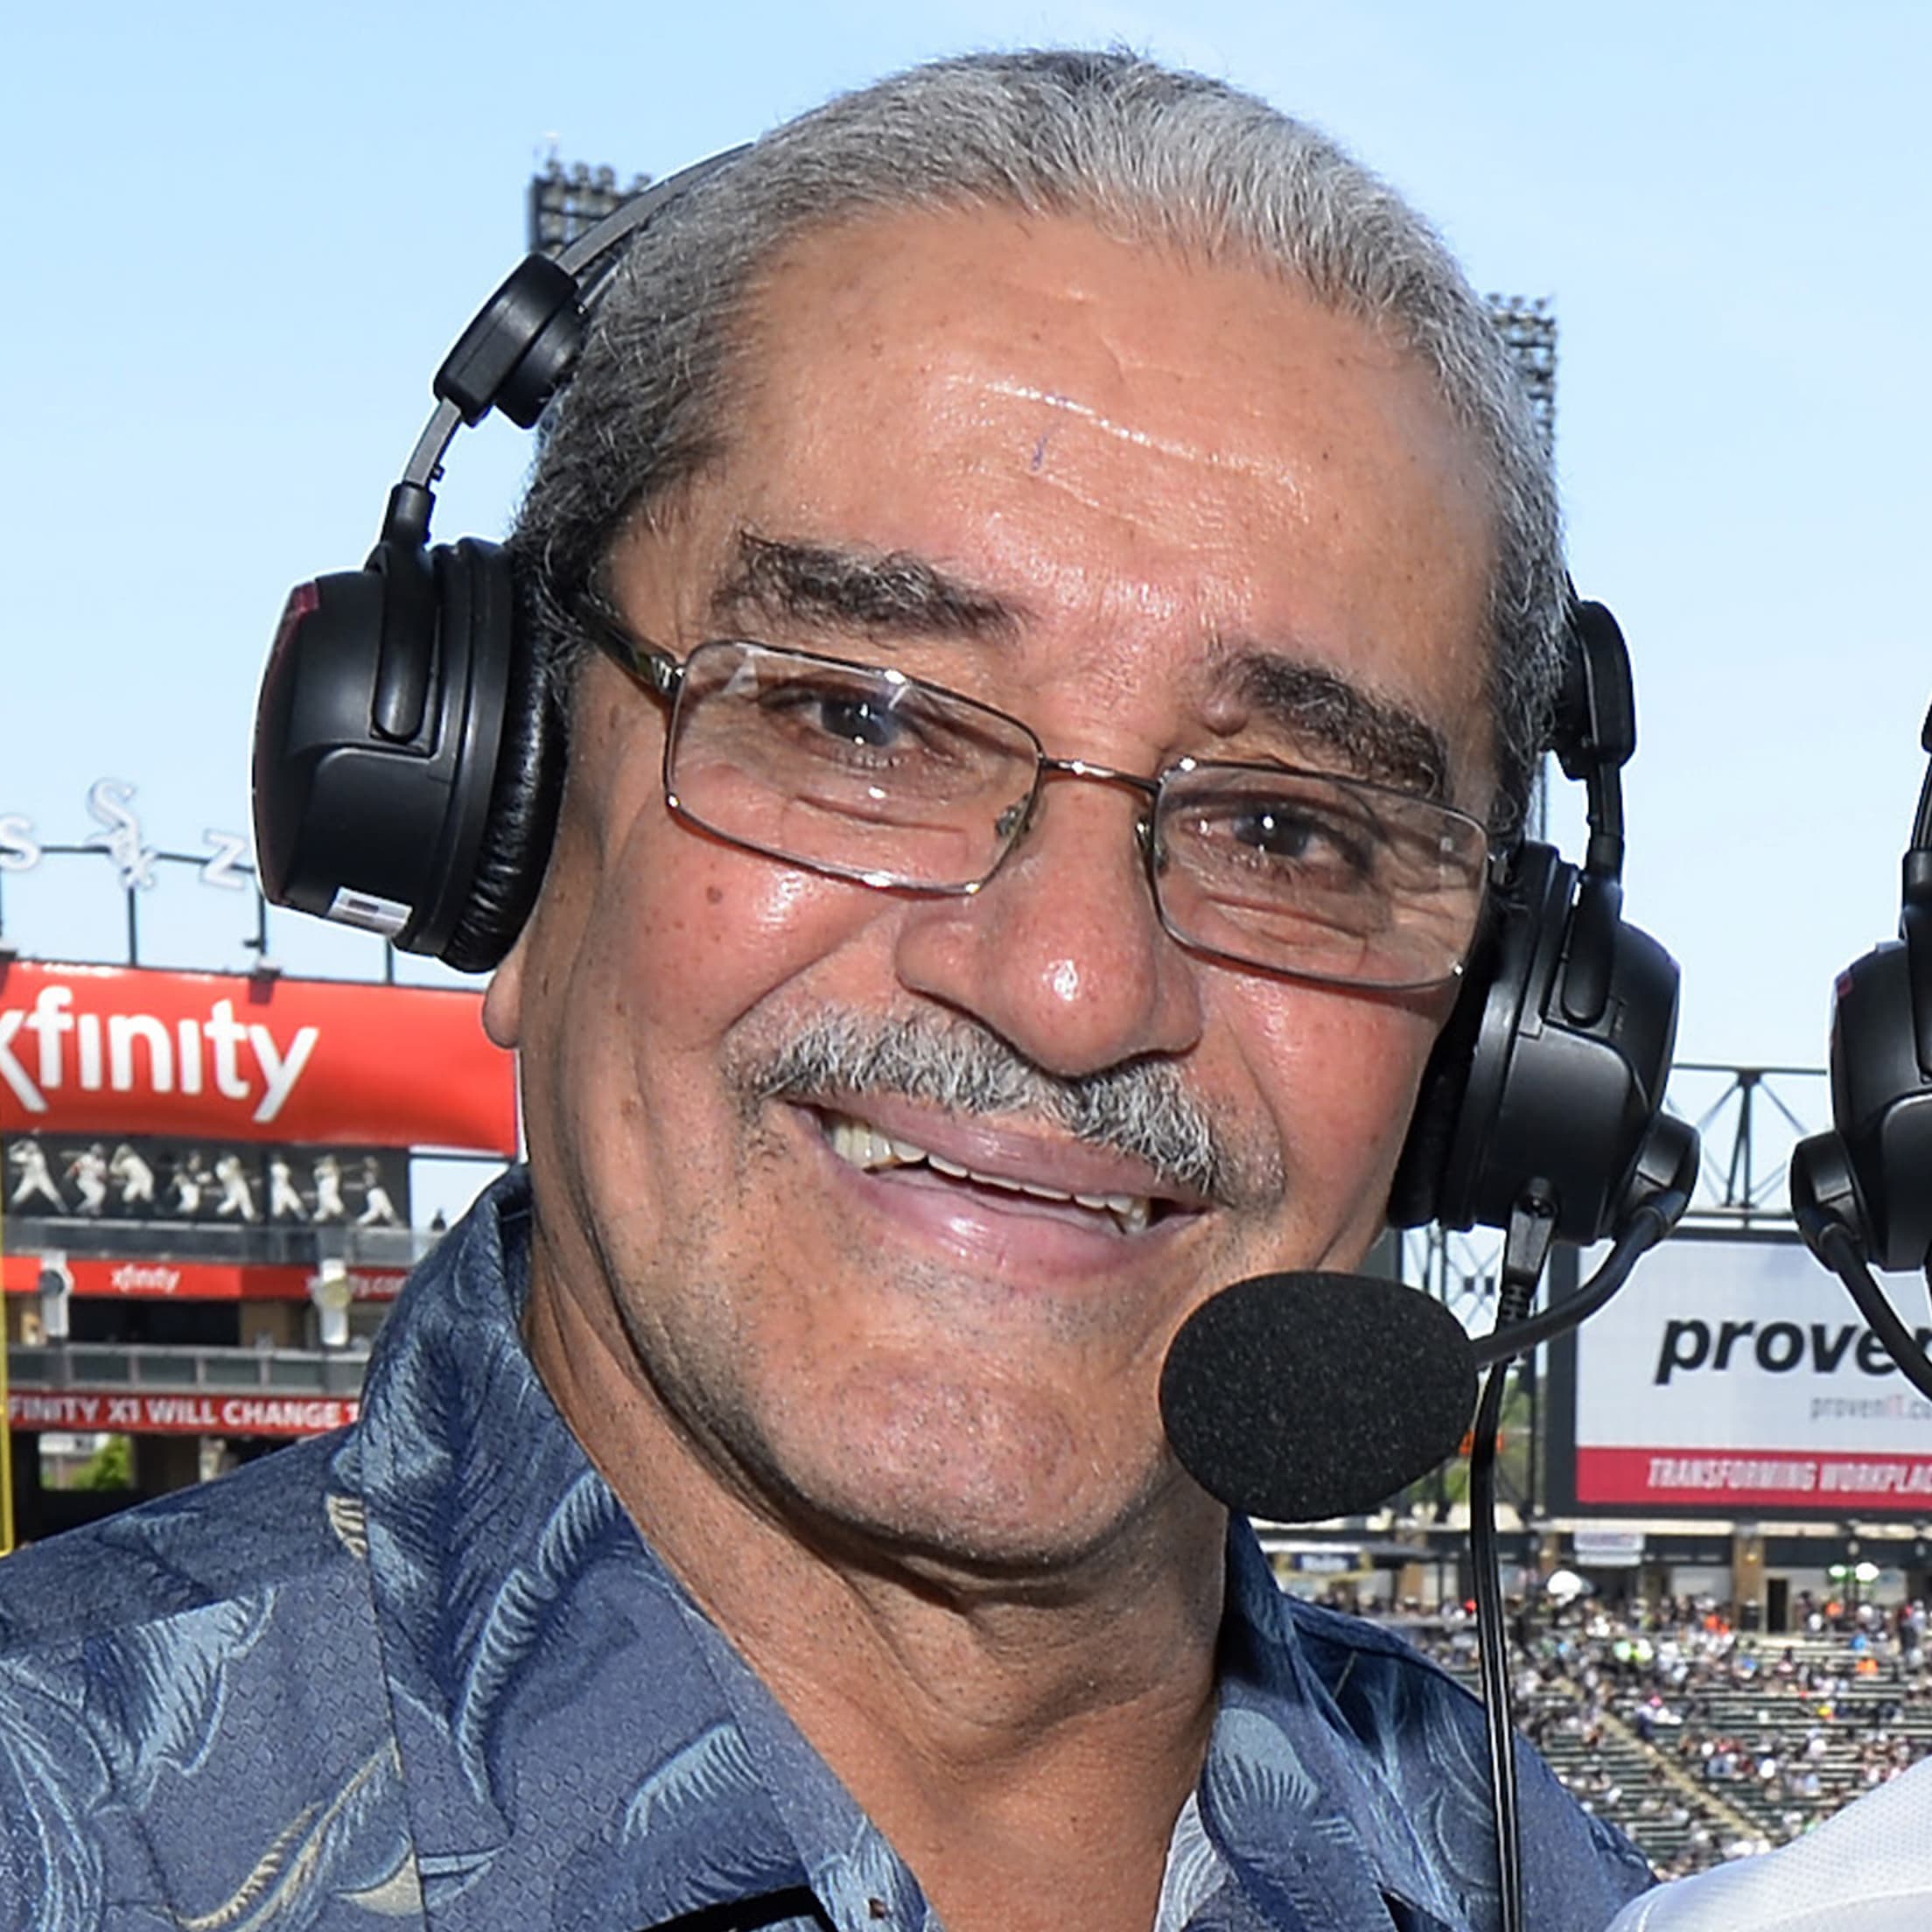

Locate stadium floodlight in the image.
[1486,296,1557,452]
[528,155,653,256]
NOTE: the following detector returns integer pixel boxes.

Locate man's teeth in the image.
[824,1116,1152,1235]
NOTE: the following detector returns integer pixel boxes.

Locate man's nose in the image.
[892,779,1204,1078]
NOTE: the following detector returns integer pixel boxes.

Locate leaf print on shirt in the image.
[168,1740,411,1932]
[0,1676,110,1932]
[1208,1707,1326,1820]
[624,1723,762,1841]
[1156,1793,1224,1932]
[447,1469,623,1808]
[86,1597,274,1801]
[550,1726,804,1929]
[812,1816,942,1932]
[335,1858,424,1920]
[325,1493,369,1561]
[1393,1681,1501,1915]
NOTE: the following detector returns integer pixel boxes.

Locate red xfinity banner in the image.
[0,962,516,1152]
[8,1390,358,1438]
[1550,1231,1932,1519]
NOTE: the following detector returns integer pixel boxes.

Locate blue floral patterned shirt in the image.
[0,1172,1652,1931]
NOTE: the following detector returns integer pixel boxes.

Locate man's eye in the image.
[1227,802,1375,879]
[809,692,904,749]
[766,680,920,756]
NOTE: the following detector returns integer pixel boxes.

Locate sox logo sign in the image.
[0,779,251,894]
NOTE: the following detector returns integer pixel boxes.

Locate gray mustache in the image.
[739,1011,1233,1203]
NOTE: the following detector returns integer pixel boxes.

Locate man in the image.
[4,1140,62,1213]
[0,51,1652,1932]
[108,1142,157,1210]
[66,1142,108,1216]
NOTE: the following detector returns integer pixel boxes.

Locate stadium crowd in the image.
[1319,1586,1932,1876]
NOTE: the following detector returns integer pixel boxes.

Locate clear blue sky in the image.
[6,2,1928,1112]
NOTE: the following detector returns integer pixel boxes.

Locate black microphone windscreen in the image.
[1160,1271,1478,1522]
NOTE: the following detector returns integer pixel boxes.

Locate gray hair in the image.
[510,47,1563,837]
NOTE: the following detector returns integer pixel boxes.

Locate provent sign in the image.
[1550,1233,1932,1517]
[0,962,516,1153]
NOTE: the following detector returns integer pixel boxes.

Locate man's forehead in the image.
[727,205,1494,575]
[741,202,1405,417]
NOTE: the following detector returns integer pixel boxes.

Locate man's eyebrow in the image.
[1221,649,1452,798]
[710,532,1026,640]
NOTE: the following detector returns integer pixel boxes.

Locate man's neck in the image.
[734,1536,1222,1932]
[526,1252,1227,1932]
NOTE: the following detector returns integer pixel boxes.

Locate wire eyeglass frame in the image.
[580,612,1492,994]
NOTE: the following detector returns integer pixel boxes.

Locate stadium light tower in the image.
[1487,296,1557,453]
[528,155,651,255]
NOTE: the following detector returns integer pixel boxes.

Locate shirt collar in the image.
[1203,1530,1469,1926]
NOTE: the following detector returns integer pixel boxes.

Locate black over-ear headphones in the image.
[252,154,1689,1248]
[1390,598,1691,1249]
[1789,703,1932,1399]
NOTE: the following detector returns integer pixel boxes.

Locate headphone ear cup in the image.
[253,539,472,946]
[1387,927,1494,1229]
[251,535,559,970]
[1816,931,1932,1270]
[1389,843,1564,1231]
[430,541,563,973]
[1390,840,1681,1245]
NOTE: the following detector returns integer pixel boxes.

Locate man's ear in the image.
[482,930,529,1050]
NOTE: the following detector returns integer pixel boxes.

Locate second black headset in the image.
[251,151,1688,1251]
[1788,697,1932,1399]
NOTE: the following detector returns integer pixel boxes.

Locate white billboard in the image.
[1555,1234,1932,1516]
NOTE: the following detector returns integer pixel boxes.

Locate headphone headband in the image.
[402,148,751,495]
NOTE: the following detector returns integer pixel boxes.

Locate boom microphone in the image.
[1159,1271,1478,1522]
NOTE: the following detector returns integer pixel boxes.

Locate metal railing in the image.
[1668,1063,1828,1227]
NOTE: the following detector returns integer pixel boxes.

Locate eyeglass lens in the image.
[669,641,1036,888]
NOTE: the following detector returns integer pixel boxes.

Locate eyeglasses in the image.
[587,625,1491,992]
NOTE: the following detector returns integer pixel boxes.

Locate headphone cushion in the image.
[438,552,563,972]
[1387,844,1570,1233]
[1387,947,1491,1228]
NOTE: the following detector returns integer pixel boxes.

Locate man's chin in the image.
[741,1421,1200,1590]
